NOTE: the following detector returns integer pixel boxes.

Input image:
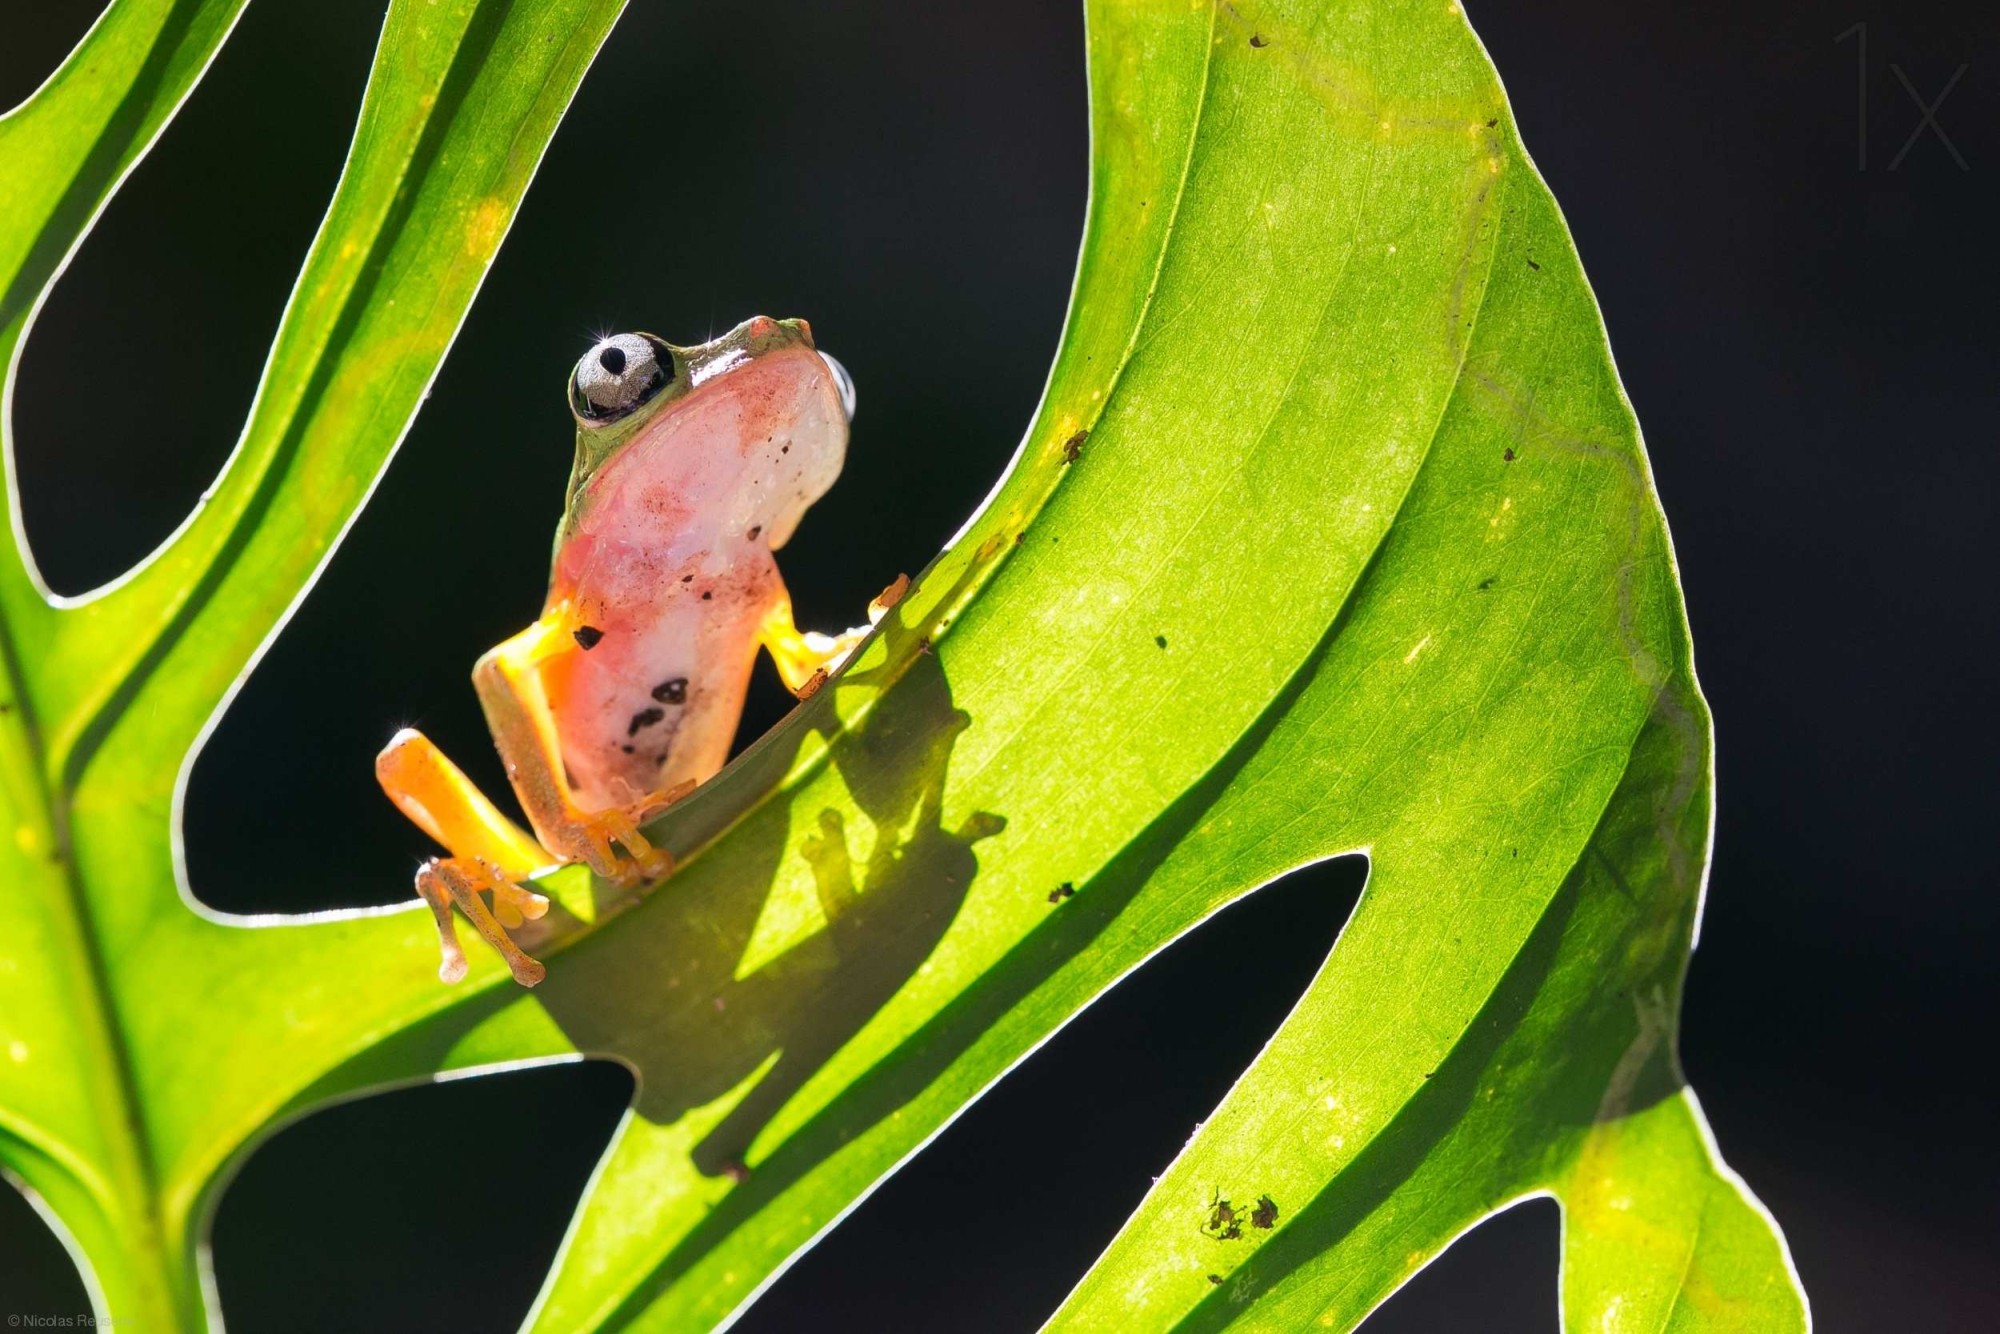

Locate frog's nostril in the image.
[599,345,627,375]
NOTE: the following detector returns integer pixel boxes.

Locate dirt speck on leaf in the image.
[1204,1192,1244,1241]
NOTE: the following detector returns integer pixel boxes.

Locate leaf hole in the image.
[9,0,380,595]
[1357,1195,1559,1331]
[737,855,1367,1331]
[0,1172,91,1322]
[210,1059,632,1332]
[181,0,1083,919]
[0,1,106,114]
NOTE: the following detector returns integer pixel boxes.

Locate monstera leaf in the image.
[0,0,1808,1330]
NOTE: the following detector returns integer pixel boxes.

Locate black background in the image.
[2,0,1994,1330]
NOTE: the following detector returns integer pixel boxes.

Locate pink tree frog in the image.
[375,316,900,985]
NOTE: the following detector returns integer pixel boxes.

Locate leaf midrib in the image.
[0,492,167,1297]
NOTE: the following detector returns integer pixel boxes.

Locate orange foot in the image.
[549,781,693,886]
[415,856,550,986]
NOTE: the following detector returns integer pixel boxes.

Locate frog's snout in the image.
[819,352,857,424]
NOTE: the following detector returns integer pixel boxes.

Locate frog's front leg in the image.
[375,729,553,985]
[759,574,909,698]
[473,606,688,884]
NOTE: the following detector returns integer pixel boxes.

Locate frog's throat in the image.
[554,315,818,562]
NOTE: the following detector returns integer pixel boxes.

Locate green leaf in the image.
[0,0,623,1326]
[0,1,1808,1332]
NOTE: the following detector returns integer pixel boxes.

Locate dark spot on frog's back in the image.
[573,625,605,650]
[652,677,688,705]
[628,707,665,736]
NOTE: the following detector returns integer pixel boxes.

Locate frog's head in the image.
[559,315,854,550]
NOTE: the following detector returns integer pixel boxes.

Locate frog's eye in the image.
[820,352,857,423]
[572,333,672,422]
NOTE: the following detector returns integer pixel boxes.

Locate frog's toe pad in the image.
[488,878,550,928]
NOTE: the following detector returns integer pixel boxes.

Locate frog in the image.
[375,315,902,987]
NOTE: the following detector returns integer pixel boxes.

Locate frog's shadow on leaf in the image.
[288,564,1009,1164]
[531,649,1004,1172]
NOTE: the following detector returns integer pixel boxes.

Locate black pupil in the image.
[599,345,628,375]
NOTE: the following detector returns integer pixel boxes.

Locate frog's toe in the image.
[571,827,633,883]
[416,874,472,984]
[414,856,547,987]
[607,831,674,886]
[635,778,697,825]
[628,841,675,882]
[487,875,550,929]
[562,803,679,886]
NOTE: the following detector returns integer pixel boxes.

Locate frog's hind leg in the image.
[759,574,910,698]
[376,728,553,986]
[472,608,681,885]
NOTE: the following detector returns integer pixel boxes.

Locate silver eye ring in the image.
[572,333,672,422]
